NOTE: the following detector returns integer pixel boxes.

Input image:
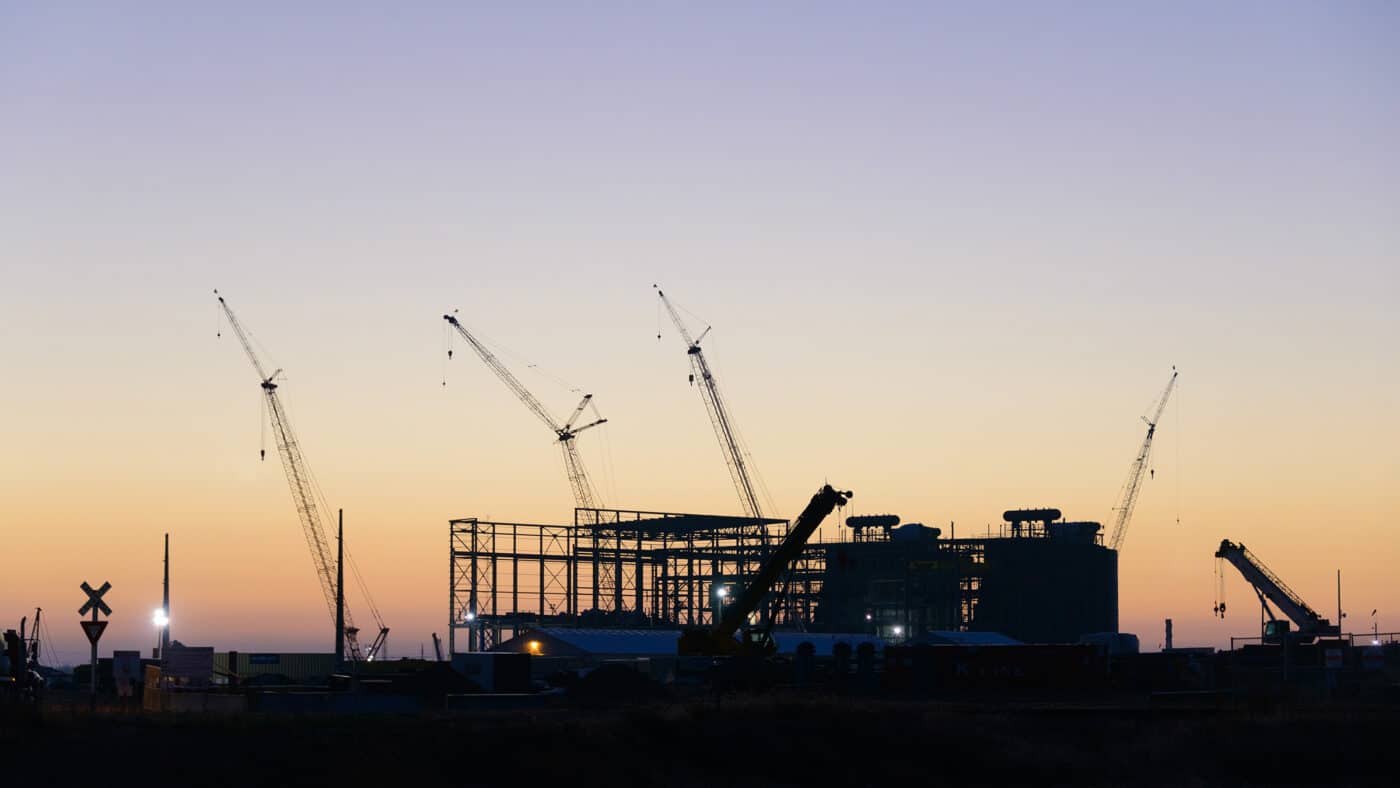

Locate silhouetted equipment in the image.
[846,514,900,540]
[216,291,388,662]
[431,633,445,662]
[1003,508,1062,525]
[654,286,767,528]
[1215,539,1340,644]
[2,625,42,705]
[1047,521,1103,544]
[443,312,607,509]
[22,608,40,669]
[1108,368,1178,551]
[679,484,852,656]
[846,514,900,529]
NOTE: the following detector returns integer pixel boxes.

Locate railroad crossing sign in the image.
[79,581,112,617]
[78,580,112,707]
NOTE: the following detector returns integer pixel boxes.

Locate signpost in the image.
[79,581,112,709]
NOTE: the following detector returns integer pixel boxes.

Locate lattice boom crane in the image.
[1108,368,1178,551]
[216,292,388,662]
[655,286,766,524]
[443,313,607,510]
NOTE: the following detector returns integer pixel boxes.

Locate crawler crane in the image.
[217,292,388,662]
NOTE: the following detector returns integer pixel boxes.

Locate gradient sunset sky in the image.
[3,2,1396,663]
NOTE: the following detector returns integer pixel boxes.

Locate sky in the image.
[2,2,1396,663]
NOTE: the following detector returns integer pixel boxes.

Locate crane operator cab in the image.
[1263,620,1292,645]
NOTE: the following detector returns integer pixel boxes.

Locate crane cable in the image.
[37,613,68,668]
[656,300,777,521]
[299,417,386,631]
[442,318,450,387]
[1176,378,1182,528]
[216,300,386,650]
[443,313,587,396]
[592,399,622,506]
[271,380,387,638]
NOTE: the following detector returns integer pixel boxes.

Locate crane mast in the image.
[655,287,766,525]
[443,314,607,510]
[217,292,387,662]
[1215,539,1339,642]
[1108,368,1178,551]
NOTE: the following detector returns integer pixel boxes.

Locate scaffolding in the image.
[449,508,787,653]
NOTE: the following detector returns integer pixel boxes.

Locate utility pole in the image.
[161,533,171,659]
[1337,570,1344,637]
[336,509,345,666]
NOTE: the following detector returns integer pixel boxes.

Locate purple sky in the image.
[2,3,1396,656]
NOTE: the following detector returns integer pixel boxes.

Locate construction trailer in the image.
[449,505,1117,653]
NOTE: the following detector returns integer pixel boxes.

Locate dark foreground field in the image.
[5,696,1396,786]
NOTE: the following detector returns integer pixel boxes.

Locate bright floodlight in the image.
[464,611,476,622]
[152,608,169,627]
[892,625,903,636]
[716,586,730,599]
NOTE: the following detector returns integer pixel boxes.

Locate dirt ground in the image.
[5,694,1396,786]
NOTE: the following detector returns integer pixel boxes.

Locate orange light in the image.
[527,640,542,655]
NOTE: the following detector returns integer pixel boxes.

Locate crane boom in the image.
[443,314,606,510]
[1215,539,1338,640]
[217,292,387,661]
[655,286,765,523]
[1108,368,1178,551]
[680,484,851,656]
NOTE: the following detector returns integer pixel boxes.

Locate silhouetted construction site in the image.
[4,291,1394,727]
[448,504,1117,653]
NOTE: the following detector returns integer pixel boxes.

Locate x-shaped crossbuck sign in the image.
[79,581,112,617]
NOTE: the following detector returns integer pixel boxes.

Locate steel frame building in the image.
[449,508,1115,653]
[449,507,791,653]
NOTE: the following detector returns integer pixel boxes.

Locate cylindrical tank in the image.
[846,514,900,529]
[1002,508,1062,524]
